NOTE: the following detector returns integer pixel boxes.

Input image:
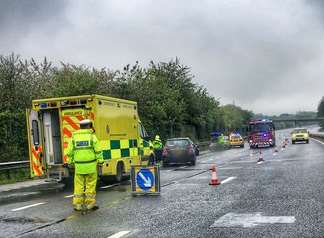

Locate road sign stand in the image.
[131,165,161,196]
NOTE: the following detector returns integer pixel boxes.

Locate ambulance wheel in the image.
[115,162,124,183]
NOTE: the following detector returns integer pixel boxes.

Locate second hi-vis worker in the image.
[153,135,163,164]
[66,119,103,211]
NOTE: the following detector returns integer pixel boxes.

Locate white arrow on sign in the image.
[211,213,295,228]
[138,172,152,187]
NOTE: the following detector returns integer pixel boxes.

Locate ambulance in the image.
[26,95,153,182]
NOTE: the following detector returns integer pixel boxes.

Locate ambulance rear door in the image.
[26,109,45,177]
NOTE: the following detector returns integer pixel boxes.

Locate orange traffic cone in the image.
[282,142,286,149]
[209,165,221,186]
[257,150,264,162]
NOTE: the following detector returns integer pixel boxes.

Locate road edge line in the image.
[310,137,324,146]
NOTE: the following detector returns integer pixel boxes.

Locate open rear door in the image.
[61,108,87,164]
[26,109,45,177]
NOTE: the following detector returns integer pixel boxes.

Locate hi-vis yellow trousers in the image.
[73,173,97,210]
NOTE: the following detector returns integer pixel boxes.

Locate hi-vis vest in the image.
[67,129,103,174]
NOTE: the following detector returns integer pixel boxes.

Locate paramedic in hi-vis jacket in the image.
[66,119,103,211]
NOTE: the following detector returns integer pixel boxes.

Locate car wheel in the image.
[306,140,309,144]
[190,159,196,166]
[292,141,295,144]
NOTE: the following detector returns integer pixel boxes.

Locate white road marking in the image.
[257,161,264,165]
[230,160,256,164]
[211,212,296,228]
[219,167,242,170]
[180,165,188,168]
[64,194,74,198]
[311,137,324,145]
[107,231,131,238]
[221,176,236,184]
[100,184,119,189]
[11,202,46,212]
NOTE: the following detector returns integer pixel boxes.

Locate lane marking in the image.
[221,176,236,184]
[311,137,324,146]
[230,160,256,164]
[64,194,74,198]
[100,184,119,189]
[107,231,131,238]
[219,167,242,170]
[211,212,296,228]
[11,202,46,212]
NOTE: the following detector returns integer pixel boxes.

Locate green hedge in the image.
[0,111,28,162]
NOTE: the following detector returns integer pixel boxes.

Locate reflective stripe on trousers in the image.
[73,172,97,207]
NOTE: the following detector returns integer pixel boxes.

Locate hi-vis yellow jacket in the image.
[67,129,103,174]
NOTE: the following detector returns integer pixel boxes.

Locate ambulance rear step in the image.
[46,165,68,182]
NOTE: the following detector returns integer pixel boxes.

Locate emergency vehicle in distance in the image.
[26,95,153,182]
[248,119,276,148]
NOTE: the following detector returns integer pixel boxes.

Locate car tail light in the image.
[162,148,168,157]
[188,144,194,154]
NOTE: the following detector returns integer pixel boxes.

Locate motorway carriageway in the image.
[1,129,324,237]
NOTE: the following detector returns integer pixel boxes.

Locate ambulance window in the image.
[139,123,148,138]
[142,125,149,138]
[32,120,40,146]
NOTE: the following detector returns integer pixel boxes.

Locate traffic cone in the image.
[257,150,264,163]
[282,142,286,149]
[209,165,221,186]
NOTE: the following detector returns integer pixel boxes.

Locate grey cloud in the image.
[1,0,324,115]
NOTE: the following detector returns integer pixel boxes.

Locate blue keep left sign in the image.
[136,168,155,191]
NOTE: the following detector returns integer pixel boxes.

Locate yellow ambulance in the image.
[26,95,153,182]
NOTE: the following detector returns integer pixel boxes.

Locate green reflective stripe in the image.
[110,140,120,149]
[74,159,97,164]
[101,139,147,159]
[121,148,130,157]
[103,150,111,160]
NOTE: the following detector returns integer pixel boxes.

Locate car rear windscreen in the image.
[166,139,189,148]
[293,129,307,133]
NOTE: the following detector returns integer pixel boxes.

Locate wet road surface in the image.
[1,129,324,237]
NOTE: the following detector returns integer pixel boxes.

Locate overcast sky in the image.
[1,0,324,115]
